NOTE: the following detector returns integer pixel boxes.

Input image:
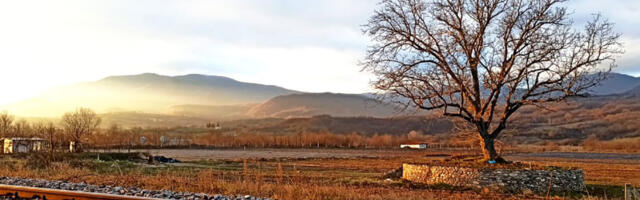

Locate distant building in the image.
[69,141,76,153]
[206,122,222,130]
[1,138,47,154]
[400,143,428,149]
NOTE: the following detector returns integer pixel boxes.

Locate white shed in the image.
[400,143,428,149]
[1,138,47,154]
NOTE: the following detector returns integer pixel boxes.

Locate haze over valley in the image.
[2,72,640,144]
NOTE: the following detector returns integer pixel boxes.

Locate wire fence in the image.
[626,183,640,200]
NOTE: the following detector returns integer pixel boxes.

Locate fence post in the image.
[626,183,631,200]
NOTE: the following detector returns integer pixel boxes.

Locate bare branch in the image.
[363,0,622,159]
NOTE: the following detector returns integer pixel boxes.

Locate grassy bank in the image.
[0,152,636,199]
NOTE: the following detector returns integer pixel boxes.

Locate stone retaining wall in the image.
[402,163,585,194]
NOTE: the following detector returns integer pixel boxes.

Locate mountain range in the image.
[1,73,403,119]
[588,73,640,95]
[3,73,297,117]
[2,72,639,120]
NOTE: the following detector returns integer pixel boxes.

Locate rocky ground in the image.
[0,177,269,200]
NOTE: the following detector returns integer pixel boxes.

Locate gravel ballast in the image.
[0,177,270,200]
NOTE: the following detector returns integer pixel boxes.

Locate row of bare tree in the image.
[0,108,101,151]
[190,132,479,149]
[3,108,468,151]
[88,125,481,149]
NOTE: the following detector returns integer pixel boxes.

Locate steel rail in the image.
[0,184,160,200]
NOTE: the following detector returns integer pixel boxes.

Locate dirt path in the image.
[131,148,640,163]
[132,148,411,161]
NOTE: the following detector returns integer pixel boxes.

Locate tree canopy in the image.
[363,0,622,159]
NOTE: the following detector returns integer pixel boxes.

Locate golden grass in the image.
[1,149,637,200]
[0,152,563,200]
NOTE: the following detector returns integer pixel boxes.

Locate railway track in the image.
[0,184,159,200]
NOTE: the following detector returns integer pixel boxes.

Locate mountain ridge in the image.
[3,72,638,119]
[2,73,298,117]
[246,92,415,118]
[588,72,640,95]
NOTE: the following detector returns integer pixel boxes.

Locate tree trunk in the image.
[480,137,498,161]
[74,140,83,153]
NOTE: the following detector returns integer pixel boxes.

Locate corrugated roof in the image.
[400,142,428,145]
[0,137,47,141]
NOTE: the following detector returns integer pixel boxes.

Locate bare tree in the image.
[13,119,32,137]
[127,126,144,152]
[106,123,122,148]
[61,108,101,152]
[363,0,622,160]
[34,122,61,152]
[0,111,14,138]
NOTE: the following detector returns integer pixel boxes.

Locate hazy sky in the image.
[1,0,640,105]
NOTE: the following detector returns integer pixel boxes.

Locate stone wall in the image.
[402,163,585,194]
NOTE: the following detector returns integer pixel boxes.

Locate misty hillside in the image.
[171,93,416,119]
[100,112,211,128]
[252,115,454,136]
[246,93,409,118]
[169,104,253,120]
[4,73,298,117]
[4,72,638,120]
[98,94,640,144]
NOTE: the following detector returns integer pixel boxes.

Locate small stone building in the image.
[1,138,47,154]
[402,163,586,193]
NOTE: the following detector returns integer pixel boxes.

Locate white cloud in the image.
[0,0,377,105]
[205,44,371,93]
[0,0,639,106]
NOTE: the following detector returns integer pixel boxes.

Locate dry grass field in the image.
[507,153,640,186]
[0,149,638,200]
